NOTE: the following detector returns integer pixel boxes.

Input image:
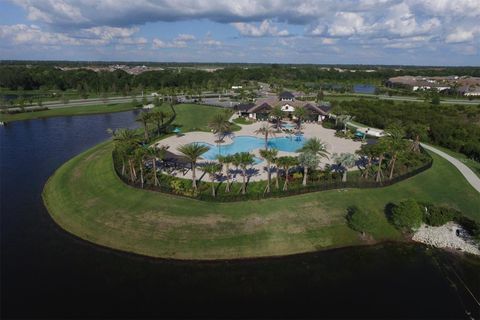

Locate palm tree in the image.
[254,123,276,149]
[177,143,210,192]
[332,153,357,182]
[276,156,298,191]
[298,137,330,160]
[259,148,278,193]
[356,143,376,179]
[134,147,148,188]
[384,126,407,179]
[293,107,307,130]
[145,145,167,187]
[233,152,255,195]
[298,151,319,186]
[271,106,284,130]
[201,162,222,197]
[371,140,389,182]
[136,112,153,141]
[109,128,140,176]
[208,113,231,142]
[217,154,234,193]
[336,114,354,133]
[151,110,168,136]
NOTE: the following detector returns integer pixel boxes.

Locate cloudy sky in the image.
[1,0,479,65]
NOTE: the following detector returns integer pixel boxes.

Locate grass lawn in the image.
[170,103,237,132]
[423,143,480,179]
[43,139,480,260]
[0,103,139,122]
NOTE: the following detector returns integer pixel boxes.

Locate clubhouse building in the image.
[235,91,331,122]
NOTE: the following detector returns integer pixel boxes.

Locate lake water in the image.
[1,111,479,318]
[353,84,376,94]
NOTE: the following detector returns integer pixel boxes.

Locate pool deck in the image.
[154,119,363,182]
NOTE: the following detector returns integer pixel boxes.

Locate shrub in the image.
[346,206,378,235]
[424,205,461,226]
[455,216,480,241]
[391,199,423,231]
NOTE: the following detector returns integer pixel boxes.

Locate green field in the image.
[170,103,236,132]
[43,138,480,260]
[0,103,139,122]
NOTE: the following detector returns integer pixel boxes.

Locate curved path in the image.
[420,143,480,193]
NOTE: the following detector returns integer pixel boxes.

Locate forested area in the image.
[333,99,480,160]
[1,64,480,92]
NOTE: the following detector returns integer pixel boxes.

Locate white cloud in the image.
[445,27,480,43]
[328,12,368,37]
[176,33,195,42]
[232,20,289,37]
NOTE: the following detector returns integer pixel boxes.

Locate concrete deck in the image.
[155,119,363,182]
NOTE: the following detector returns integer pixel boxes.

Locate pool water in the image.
[199,135,305,162]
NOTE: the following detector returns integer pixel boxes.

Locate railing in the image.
[112,148,433,202]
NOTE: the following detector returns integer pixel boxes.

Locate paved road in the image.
[420,143,480,193]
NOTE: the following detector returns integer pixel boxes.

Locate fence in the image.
[112,149,433,202]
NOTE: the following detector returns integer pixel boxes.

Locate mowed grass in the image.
[0,103,139,122]
[43,138,480,260]
[170,103,233,132]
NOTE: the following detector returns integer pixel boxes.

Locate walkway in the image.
[420,143,480,193]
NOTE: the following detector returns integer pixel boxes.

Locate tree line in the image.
[333,99,480,161]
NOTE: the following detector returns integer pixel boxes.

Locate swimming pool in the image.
[199,135,305,161]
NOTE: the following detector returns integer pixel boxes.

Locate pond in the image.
[353,84,376,94]
[1,111,478,318]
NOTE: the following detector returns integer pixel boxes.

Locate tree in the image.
[142,95,148,106]
[293,107,307,131]
[61,93,69,105]
[177,143,210,192]
[371,140,389,182]
[431,94,440,105]
[405,123,428,153]
[384,126,407,179]
[336,114,354,133]
[259,148,278,193]
[151,110,168,136]
[254,123,276,149]
[134,147,148,188]
[201,162,222,197]
[136,111,153,141]
[208,113,231,142]
[276,156,298,191]
[216,154,234,193]
[298,137,330,160]
[271,106,284,130]
[356,143,376,179]
[332,153,357,182]
[298,151,319,186]
[315,90,324,103]
[109,128,140,176]
[391,199,423,231]
[233,152,255,195]
[101,91,109,104]
[346,206,378,236]
[145,145,167,187]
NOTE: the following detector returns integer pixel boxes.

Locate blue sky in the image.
[1,0,479,65]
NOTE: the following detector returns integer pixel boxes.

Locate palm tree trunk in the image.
[191,162,197,191]
[211,176,216,197]
[302,166,308,186]
[121,159,126,176]
[283,167,289,191]
[342,170,347,182]
[139,162,144,188]
[225,164,231,193]
[389,155,397,180]
[265,161,271,193]
[376,155,384,182]
[152,158,159,186]
[265,134,268,149]
[241,169,246,195]
[275,167,280,189]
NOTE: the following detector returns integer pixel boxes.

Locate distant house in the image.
[234,102,255,117]
[459,85,480,96]
[244,91,331,122]
[231,85,243,90]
